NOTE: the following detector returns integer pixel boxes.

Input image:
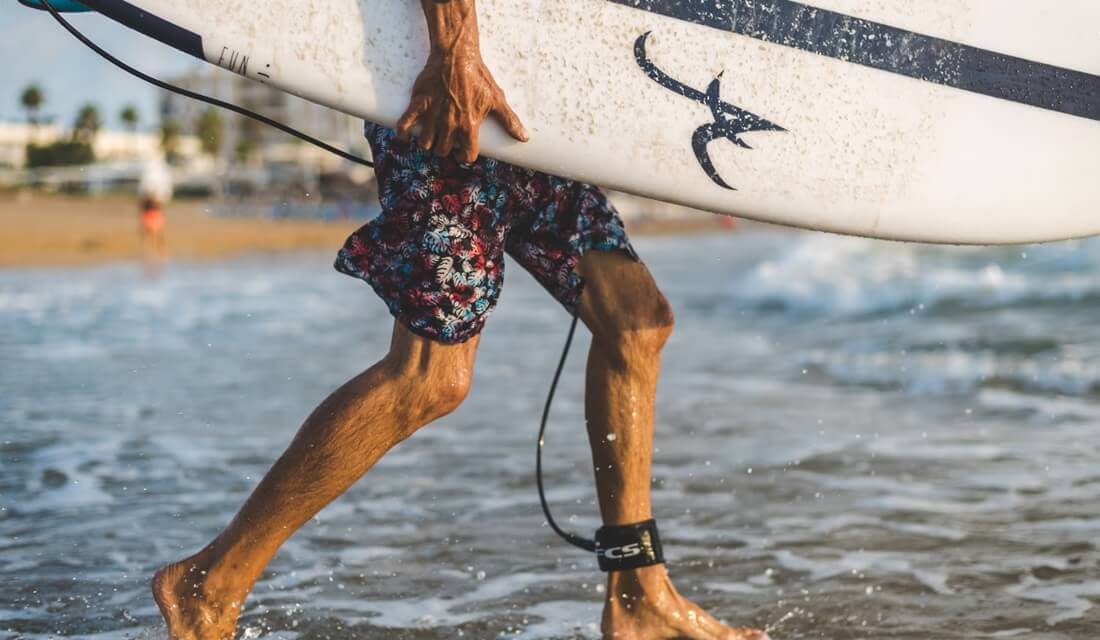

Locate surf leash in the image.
[32,0,374,168]
[33,0,664,571]
[536,313,666,572]
[536,312,596,552]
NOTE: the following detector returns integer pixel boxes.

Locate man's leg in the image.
[152,322,479,640]
[578,251,767,640]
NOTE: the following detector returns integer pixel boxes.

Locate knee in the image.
[409,367,472,427]
[421,368,472,421]
[383,352,474,432]
[605,293,675,365]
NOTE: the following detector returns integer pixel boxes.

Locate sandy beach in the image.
[0,192,358,268]
[0,192,732,268]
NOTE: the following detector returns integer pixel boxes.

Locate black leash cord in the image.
[536,312,597,552]
[38,0,374,168]
[42,0,598,555]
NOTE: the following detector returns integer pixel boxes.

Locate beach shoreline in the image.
[0,192,737,269]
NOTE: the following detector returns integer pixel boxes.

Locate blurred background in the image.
[3,4,1100,640]
[0,4,714,269]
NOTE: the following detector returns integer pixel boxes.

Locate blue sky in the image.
[1,2,200,130]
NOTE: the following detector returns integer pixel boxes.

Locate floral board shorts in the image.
[335,123,638,344]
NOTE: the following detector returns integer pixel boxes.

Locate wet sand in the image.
[0,192,734,268]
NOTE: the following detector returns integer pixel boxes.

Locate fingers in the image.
[436,131,454,157]
[431,119,480,163]
[461,124,480,164]
[402,103,523,160]
[418,111,438,152]
[395,96,429,142]
[419,111,474,161]
[492,98,529,143]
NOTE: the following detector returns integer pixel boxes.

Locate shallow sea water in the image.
[2,230,1100,639]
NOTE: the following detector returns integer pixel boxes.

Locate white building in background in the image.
[0,122,61,169]
[159,69,367,172]
[95,128,198,162]
[0,120,206,192]
[0,121,200,170]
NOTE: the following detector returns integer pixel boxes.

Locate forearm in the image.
[420,0,480,55]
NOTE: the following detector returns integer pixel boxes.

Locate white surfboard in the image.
[58,0,1100,244]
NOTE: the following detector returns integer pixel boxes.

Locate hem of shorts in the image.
[393,310,485,345]
[365,279,486,345]
[336,258,485,345]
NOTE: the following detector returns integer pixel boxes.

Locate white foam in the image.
[1006,576,1100,624]
[730,235,1100,317]
[308,571,558,629]
[804,348,1100,397]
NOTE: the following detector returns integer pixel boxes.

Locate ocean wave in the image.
[729,236,1100,318]
[803,348,1100,398]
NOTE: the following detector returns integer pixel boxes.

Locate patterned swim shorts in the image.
[335,123,638,344]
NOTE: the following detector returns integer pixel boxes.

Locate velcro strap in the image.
[595,519,665,572]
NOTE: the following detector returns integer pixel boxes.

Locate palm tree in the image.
[160,119,181,160]
[72,103,101,144]
[194,107,223,157]
[20,84,44,126]
[120,105,139,132]
[235,117,263,163]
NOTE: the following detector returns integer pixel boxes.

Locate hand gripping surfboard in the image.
[36,0,1100,244]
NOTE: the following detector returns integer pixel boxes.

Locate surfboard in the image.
[43,0,1100,244]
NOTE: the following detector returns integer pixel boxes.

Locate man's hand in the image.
[397,0,528,163]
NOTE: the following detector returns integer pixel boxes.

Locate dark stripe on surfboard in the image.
[78,0,204,60]
[610,0,1100,122]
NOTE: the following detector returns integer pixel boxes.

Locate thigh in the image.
[507,178,638,315]
[385,320,480,382]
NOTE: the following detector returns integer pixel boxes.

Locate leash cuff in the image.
[595,519,665,572]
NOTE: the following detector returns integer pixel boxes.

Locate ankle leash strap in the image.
[537,313,668,572]
[595,519,665,572]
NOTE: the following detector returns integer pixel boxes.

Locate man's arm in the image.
[396,0,528,163]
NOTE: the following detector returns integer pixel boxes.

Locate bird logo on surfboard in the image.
[634,32,786,191]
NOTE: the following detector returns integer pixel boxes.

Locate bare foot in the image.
[602,565,769,640]
[151,550,247,640]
